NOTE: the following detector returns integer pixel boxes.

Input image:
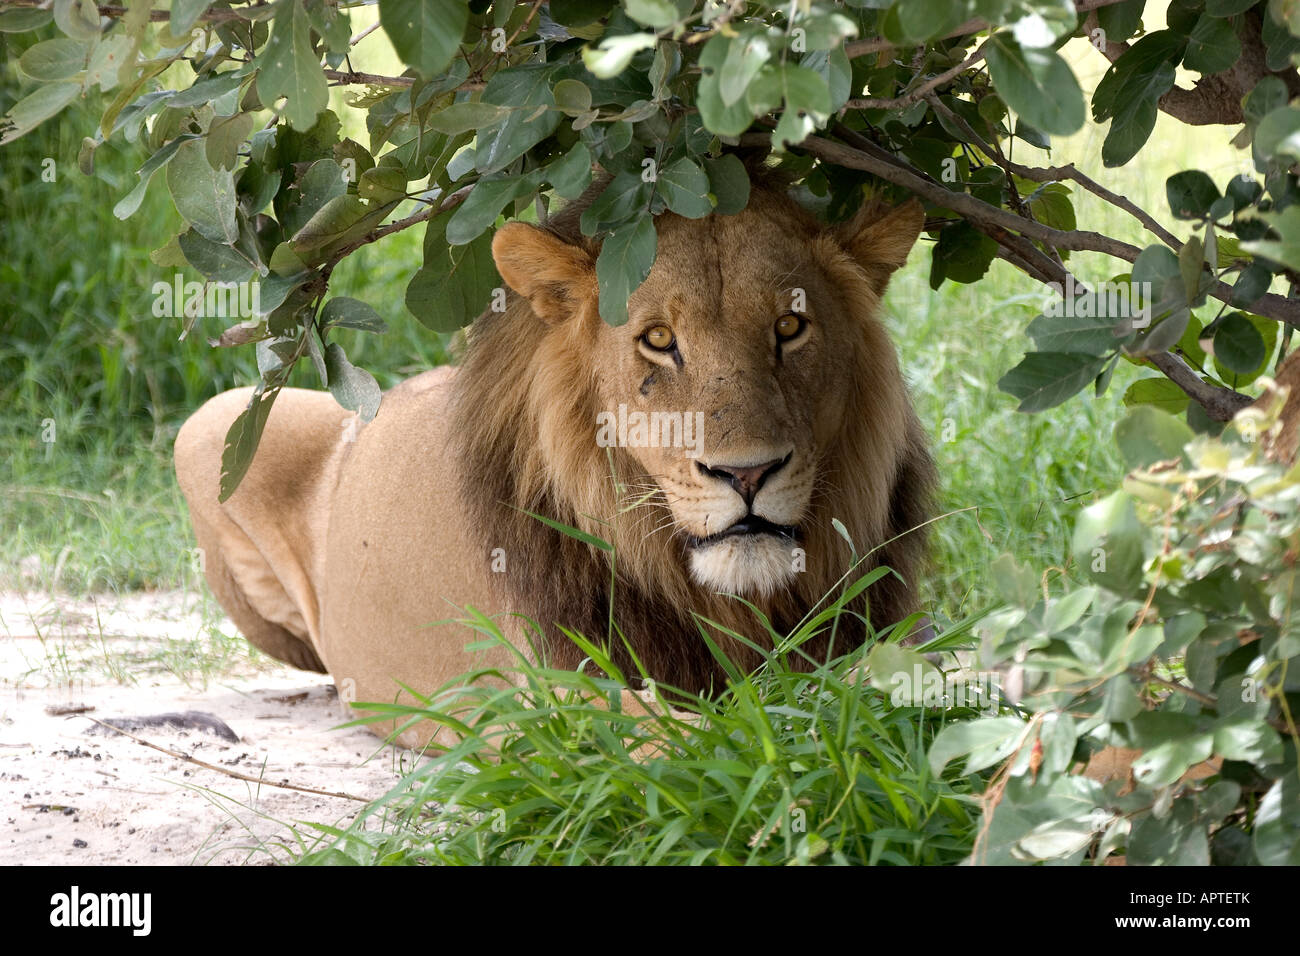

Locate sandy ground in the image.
[0,589,422,865]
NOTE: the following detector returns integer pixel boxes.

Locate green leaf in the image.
[320,297,388,334]
[625,0,679,29]
[0,82,80,145]
[545,142,592,200]
[256,0,329,131]
[167,139,238,244]
[518,509,614,552]
[167,70,248,109]
[53,0,100,41]
[1131,733,1214,788]
[596,216,657,326]
[1026,181,1075,232]
[865,642,941,703]
[580,170,652,235]
[719,27,770,107]
[206,111,253,171]
[1097,0,1144,41]
[1026,309,1124,355]
[1253,105,1300,162]
[357,166,408,203]
[405,214,502,332]
[1213,311,1266,374]
[1129,808,1210,865]
[476,64,561,174]
[1166,170,1220,220]
[426,101,512,135]
[696,33,759,138]
[171,0,212,35]
[1093,32,1183,167]
[1114,405,1194,469]
[928,717,1027,776]
[1213,721,1282,764]
[447,174,539,246]
[582,32,657,79]
[1231,261,1272,307]
[550,0,616,28]
[378,0,467,80]
[1254,776,1300,866]
[19,38,88,81]
[930,220,997,287]
[751,64,831,151]
[0,8,54,32]
[219,384,282,502]
[984,35,1084,137]
[704,153,750,216]
[1183,13,1240,75]
[324,342,381,421]
[277,159,348,237]
[998,351,1107,412]
[1122,376,1190,415]
[656,157,712,219]
[1072,491,1144,592]
[551,78,593,115]
[178,228,258,281]
[293,195,390,257]
[1241,205,1300,270]
[114,133,197,219]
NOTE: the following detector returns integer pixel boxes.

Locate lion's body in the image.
[176,182,934,749]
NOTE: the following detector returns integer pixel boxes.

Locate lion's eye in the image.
[642,325,676,351]
[775,314,806,341]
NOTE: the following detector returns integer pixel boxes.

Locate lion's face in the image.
[491,187,925,599]
[589,208,869,597]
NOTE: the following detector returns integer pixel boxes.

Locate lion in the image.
[173,179,935,750]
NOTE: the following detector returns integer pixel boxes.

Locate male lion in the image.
[174,180,935,749]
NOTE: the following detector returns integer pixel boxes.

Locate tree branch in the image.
[741,128,1256,420]
[323,69,416,89]
[321,185,474,276]
[923,93,1184,252]
[743,128,1300,332]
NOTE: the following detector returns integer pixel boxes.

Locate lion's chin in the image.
[688,534,799,598]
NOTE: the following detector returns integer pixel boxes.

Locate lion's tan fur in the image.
[175,180,933,748]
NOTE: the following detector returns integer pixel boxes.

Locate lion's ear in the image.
[491,222,597,323]
[835,198,925,293]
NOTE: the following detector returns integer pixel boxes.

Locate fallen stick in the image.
[80,716,372,804]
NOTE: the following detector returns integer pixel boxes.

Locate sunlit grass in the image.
[295,609,987,866]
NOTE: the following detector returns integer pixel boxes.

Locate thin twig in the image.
[924,93,1183,251]
[83,716,373,803]
[844,41,989,111]
[742,129,1300,331]
[323,69,415,89]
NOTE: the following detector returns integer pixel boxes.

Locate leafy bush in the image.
[933,390,1300,865]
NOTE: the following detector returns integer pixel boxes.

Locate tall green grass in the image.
[297,605,986,866]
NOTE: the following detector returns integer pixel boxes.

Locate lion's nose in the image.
[696,455,789,508]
